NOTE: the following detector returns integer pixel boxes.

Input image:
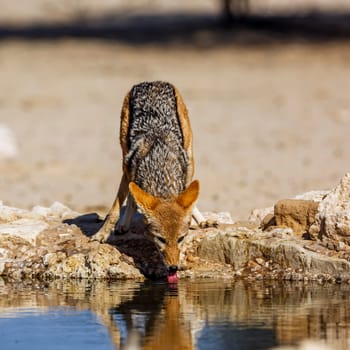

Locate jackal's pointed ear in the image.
[129,182,159,212]
[177,180,200,211]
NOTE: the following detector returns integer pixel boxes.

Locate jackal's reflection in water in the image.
[1,280,350,350]
[110,282,194,350]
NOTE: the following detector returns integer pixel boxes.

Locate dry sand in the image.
[1,1,350,220]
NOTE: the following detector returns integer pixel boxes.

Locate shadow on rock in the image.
[63,211,167,279]
[64,213,103,237]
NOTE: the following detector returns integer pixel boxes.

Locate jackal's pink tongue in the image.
[167,272,178,284]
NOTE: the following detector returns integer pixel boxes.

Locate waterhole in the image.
[0,279,349,350]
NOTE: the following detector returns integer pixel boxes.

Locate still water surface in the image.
[0,279,349,350]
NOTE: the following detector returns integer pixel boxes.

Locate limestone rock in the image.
[260,213,276,230]
[32,201,81,220]
[0,203,40,224]
[274,199,319,236]
[309,173,350,245]
[249,206,274,223]
[250,190,328,228]
[0,202,143,281]
[294,190,329,202]
[2,179,350,282]
[0,201,78,225]
[45,243,140,280]
[0,219,48,244]
[196,227,350,280]
[191,211,234,225]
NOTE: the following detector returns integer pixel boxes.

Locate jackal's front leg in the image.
[91,173,129,242]
[116,193,137,234]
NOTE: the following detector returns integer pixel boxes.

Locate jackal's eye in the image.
[177,235,186,244]
[155,235,167,244]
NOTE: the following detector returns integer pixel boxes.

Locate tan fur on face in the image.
[129,180,199,266]
[152,201,187,266]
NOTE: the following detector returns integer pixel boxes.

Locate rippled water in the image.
[1,279,350,350]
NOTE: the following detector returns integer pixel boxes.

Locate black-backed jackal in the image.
[92,81,207,281]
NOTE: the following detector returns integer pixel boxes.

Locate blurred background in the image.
[0,0,350,220]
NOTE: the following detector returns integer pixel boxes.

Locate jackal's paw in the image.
[115,223,129,235]
[90,229,110,243]
[199,219,218,229]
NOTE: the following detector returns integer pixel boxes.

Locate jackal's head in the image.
[129,180,199,279]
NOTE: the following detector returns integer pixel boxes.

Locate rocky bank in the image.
[1,174,350,282]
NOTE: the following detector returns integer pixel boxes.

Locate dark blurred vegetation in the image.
[0,0,350,46]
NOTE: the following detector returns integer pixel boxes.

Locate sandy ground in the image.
[1,1,350,220]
